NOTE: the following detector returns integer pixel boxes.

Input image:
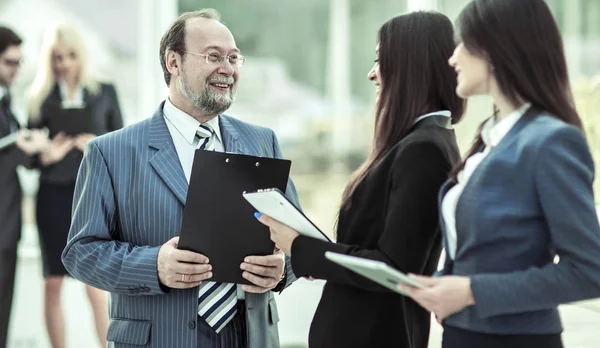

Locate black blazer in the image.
[0,93,28,249]
[291,116,461,348]
[30,83,123,184]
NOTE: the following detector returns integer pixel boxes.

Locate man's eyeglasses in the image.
[184,52,245,68]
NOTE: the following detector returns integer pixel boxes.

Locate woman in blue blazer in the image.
[399,0,600,347]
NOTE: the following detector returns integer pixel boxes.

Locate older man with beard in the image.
[61,8,299,348]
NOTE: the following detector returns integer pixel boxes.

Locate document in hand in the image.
[0,132,17,151]
[243,188,331,242]
[178,150,291,285]
[45,105,94,136]
[324,252,425,295]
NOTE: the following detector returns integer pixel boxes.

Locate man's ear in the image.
[165,50,181,78]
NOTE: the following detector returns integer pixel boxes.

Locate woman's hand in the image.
[255,212,300,254]
[398,275,475,323]
[75,133,96,152]
[39,132,75,166]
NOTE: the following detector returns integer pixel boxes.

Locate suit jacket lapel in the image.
[148,104,188,205]
[219,115,248,154]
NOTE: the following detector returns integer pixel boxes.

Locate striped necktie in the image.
[195,124,215,150]
[195,123,238,333]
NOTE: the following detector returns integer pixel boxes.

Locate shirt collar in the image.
[58,80,83,98]
[0,87,7,100]
[482,103,531,147]
[163,98,222,145]
[413,110,451,125]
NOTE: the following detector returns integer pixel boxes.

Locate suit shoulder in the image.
[95,82,116,94]
[99,82,114,89]
[390,135,448,165]
[399,127,457,153]
[522,113,584,147]
[220,114,275,137]
[92,118,150,150]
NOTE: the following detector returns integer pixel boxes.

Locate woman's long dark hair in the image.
[452,0,582,179]
[340,11,465,212]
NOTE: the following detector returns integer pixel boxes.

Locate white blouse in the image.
[58,81,85,109]
[442,103,531,260]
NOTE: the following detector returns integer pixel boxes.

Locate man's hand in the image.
[157,237,213,289]
[240,249,285,293]
[15,129,49,155]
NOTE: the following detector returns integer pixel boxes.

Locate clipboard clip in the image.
[223,156,261,167]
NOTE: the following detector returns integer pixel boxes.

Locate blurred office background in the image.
[1,0,599,346]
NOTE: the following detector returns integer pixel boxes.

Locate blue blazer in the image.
[439,107,600,335]
[62,102,299,348]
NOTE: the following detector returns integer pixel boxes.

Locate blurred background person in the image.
[258,11,464,348]
[399,1,600,347]
[0,25,48,348]
[25,22,123,348]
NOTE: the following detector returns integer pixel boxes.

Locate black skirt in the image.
[442,324,563,348]
[36,181,76,277]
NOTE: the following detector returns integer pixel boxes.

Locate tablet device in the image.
[242,188,332,242]
[324,252,425,295]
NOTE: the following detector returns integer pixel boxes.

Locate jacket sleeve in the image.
[290,142,451,292]
[469,126,600,318]
[61,141,167,296]
[271,130,299,292]
[0,141,29,171]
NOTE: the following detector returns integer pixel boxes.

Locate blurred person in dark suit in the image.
[0,26,48,348]
[26,22,123,348]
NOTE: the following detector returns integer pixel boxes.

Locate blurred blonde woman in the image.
[26,22,123,348]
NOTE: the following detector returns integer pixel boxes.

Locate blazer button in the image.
[188,320,196,329]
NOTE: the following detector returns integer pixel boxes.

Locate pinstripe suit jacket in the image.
[62,102,299,348]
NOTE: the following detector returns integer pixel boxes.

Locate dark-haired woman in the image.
[257,11,464,348]
[399,1,600,348]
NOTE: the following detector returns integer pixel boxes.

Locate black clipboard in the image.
[46,105,94,137]
[178,150,291,284]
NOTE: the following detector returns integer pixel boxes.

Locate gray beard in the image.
[178,71,235,115]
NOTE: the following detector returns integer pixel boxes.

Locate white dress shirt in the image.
[162,98,249,299]
[442,103,531,259]
[163,98,224,183]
